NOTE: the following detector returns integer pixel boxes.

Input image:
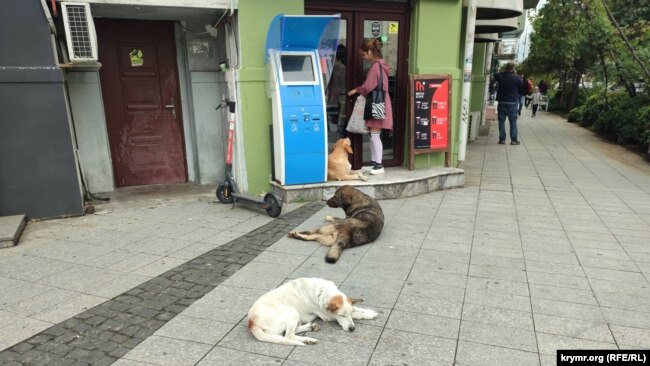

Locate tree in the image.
[602,0,650,82]
[524,0,649,111]
[526,0,594,111]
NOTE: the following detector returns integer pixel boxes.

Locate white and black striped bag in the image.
[364,63,386,120]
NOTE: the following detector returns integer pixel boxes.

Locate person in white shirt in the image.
[530,86,542,117]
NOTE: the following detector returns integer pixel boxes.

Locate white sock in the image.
[370,132,382,165]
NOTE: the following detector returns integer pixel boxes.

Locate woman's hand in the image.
[347,89,357,96]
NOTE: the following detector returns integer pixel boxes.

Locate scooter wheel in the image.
[216,183,234,204]
[264,194,282,218]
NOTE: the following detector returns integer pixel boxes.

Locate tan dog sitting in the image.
[327,138,367,182]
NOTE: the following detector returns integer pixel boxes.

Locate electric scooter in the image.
[215,99,283,217]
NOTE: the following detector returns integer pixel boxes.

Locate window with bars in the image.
[62,2,97,62]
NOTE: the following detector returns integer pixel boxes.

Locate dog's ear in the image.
[331,139,343,152]
[345,144,353,154]
[326,295,344,312]
[326,302,338,312]
[339,186,353,206]
[348,297,363,305]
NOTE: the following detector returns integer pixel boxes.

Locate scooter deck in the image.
[232,192,269,207]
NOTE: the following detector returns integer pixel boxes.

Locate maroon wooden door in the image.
[97,19,187,187]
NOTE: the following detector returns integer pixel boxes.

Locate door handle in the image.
[165,98,177,120]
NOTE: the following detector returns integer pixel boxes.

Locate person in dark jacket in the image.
[538,80,548,95]
[491,62,524,145]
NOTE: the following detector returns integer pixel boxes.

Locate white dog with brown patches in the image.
[247,277,378,346]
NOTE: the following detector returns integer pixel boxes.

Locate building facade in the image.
[1,0,532,219]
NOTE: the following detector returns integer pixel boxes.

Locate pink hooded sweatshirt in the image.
[355,59,393,130]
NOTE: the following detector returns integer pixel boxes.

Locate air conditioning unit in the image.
[468,112,480,142]
[61,2,98,62]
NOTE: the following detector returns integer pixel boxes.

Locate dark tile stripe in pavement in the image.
[0,202,323,366]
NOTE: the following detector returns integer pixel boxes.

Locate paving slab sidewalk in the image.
[117,112,650,365]
[1,110,650,365]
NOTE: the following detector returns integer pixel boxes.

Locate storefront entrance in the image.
[306,1,410,169]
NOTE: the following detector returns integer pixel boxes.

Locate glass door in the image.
[354,14,405,169]
[324,15,351,151]
[306,3,409,170]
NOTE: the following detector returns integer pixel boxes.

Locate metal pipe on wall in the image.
[458,0,477,162]
[481,41,494,126]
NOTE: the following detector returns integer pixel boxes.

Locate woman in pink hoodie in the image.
[347,39,393,175]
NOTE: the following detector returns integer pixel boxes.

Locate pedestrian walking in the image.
[530,86,542,117]
[490,61,524,145]
[517,71,526,116]
[524,78,533,108]
[538,80,548,95]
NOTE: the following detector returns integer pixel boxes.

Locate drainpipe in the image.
[481,41,494,126]
[458,0,477,162]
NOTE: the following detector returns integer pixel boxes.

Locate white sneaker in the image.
[369,166,385,175]
[361,162,376,172]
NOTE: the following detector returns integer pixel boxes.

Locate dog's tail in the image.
[248,318,306,346]
[325,243,343,263]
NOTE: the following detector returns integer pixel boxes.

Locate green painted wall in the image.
[238,0,467,190]
[409,0,463,169]
[237,0,303,194]
[470,43,487,112]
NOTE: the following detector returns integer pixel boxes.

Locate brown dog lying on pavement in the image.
[327,138,367,182]
[288,185,384,263]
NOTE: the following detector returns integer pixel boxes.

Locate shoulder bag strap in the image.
[376,62,383,91]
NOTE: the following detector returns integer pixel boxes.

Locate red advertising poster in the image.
[409,74,452,169]
[413,78,449,149]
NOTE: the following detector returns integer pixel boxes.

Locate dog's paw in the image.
[358,174,368,182]
[324,215,334,222]
[354,307,379,319]
[303,337,318,345]
[311,323,321,332]
[287,231,298,238]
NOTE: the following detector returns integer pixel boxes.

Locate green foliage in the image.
[592,92,631,137]
[523,0,650,149]
[612,94,650,144]
[582,94,607,128]
[581,92,650,147]
[549,84,589,111]
[548,98,562,112]
[606,0,650,90]
[526,0,649,110]
[527,1,582,76]
[638,106,650,145]
[568,105,586,123]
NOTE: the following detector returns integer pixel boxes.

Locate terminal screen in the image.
[280,55,315,82]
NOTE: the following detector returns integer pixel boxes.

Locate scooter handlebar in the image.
[226,100,236,113]
[216,99,237,114]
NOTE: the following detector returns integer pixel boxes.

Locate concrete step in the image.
[272,166,464,203]
[0,214,26,249]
